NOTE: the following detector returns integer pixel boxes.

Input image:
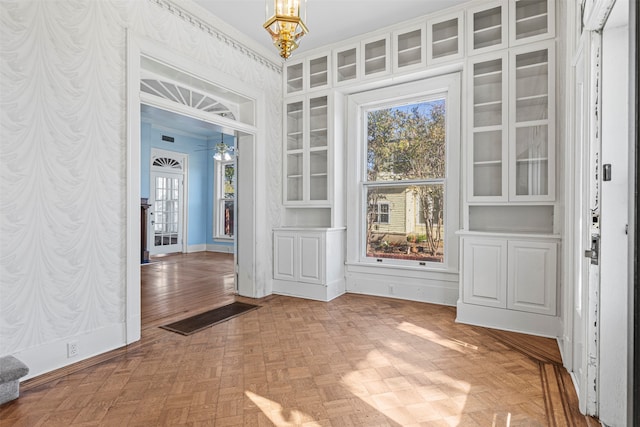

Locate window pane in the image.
[366,184,444,263]
[366,99,446,182]
[223,200,234,237]
[223,164,235,198]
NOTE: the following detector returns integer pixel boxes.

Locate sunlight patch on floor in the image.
[340,349,471,425]
[397,321,479,353]
[493,411,512,426]
[244,391,321,426]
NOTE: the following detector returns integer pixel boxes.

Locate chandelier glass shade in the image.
[213,135,235,161]
[263,0,308,59]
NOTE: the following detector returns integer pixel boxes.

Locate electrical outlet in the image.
[67,341,79,358]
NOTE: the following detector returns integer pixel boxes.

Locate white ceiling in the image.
[192,0,469,56]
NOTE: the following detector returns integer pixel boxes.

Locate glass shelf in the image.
[286,63,303,94]
[364,38,387,76]
[336,47,357,82]
[514,0,549,41]
[397,28,422,67]
[309,56,328,89]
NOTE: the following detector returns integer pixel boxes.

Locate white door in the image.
[575,31,601,416]
[149,169,184,255]
[570,35,592,413]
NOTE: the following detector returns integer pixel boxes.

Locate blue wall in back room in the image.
[140,121,233,250]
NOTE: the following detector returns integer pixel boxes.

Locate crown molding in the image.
[149,0,283,73]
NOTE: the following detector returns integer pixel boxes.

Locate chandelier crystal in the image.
[263,0,308,59]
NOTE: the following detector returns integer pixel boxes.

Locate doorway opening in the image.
[126,34,262,343]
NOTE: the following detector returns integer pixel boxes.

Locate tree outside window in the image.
[364,99,446,262]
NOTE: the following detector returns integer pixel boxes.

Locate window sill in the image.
[213,236,234,242]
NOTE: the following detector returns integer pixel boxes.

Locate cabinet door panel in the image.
[508,42,555,201]
[463,238,507,308]
[274,234,296,280]
[507,240,556,315]
[299,234,323,283]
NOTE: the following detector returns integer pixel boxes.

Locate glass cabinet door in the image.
[469,52,508,201]
[467,1,507,55]
[308,96,328,201]
[286,100,304,202]
[509,43,554,201]
[286,62,304,94]
[509,0,555,46]
[284,94,330,205]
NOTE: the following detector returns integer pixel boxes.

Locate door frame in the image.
[126,30,265,344]
[149,148,188,255]
[563,2,604,416]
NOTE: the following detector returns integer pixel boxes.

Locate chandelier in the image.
[263,0,308,59]
[213,134,235,161]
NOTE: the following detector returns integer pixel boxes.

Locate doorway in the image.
[126,33,263,344]
[149,150,186,255]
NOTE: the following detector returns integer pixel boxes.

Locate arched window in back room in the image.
[152,157,182,170]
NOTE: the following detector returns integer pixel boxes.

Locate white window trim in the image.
[213,158,235,241]
[346,73,460,273]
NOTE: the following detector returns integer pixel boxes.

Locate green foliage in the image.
[366,101,446,182]
[366,100,446,256]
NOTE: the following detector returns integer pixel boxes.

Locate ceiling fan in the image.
[196,134,235,160]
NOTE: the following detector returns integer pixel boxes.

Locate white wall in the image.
[598,0,630,424]
[0,0,282,378]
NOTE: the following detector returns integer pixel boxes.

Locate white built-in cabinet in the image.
[509,0,555,46]
[467,0,508,55]
[462,235,557,316]
[458,0,557,336]
[273,228,345,301]
[393,23,426,72]
[468,39,554,202]
[427,11,464,64]
[334,43,359,85]
[278,0,559,329]
[285,53,331,94]
[361,34,390,79]
[284,93,330,205]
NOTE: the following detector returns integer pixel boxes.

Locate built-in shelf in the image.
[284,94,332,205]
[428,11,463,63]
[394,25,425,70]
[334,46,358,84]
[308,55,329,89]
[286,62,304,94]
[468,2,506,55]
[474,160,502,165]
[362,36,389,77]
[510,0,554,46]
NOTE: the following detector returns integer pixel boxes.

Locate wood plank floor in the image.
[1,252,598,426]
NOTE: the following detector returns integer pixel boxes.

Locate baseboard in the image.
[345,270,458,306]
[456,300,561,338]
[272,278,345,302]
[14,323,127,381]
[186,244,207,253]
[206,243,234,253]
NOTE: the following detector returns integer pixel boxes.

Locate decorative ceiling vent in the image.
[152,157,182,170]
[141,79,236,120]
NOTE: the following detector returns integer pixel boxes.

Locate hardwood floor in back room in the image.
[1,252,597,426]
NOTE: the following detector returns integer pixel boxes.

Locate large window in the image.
[214,160,235,239]
[365,99,446,263]
[346,74,460,271]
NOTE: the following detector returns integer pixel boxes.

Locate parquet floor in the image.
[1,253,597,426]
